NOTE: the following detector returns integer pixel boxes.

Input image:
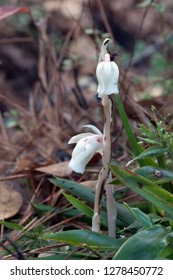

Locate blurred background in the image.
[0,0,173,210]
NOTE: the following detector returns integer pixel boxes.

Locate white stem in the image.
[105,172,117,237]
[92,96,116,234]
[92,165,108,232]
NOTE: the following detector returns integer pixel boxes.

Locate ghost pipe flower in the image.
[68,125,103,174]
[96,50,119,98]
[92,38,118,237]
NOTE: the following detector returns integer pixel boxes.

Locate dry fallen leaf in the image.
[36,161,72,177]
[81,180,97,189]
[0,183,23,220]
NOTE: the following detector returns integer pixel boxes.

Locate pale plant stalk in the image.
[105,172,117,237]
[92,96,116,236]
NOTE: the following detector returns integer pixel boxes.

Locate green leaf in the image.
[113,225,170,260]
[0,221,23,231]
[63,193,108,227]
[138,137,159,145]
[50,177,96,205]
[32,203,55,213]
[41,230,126,250]
[114,94,154,167]
[50,177,135,227]
[127,146,167,166]
[63,193,93,218]
[111,165,173,216]
[114,95,143,157]
[136,166,173,184]
[159,245,173,260]
[125,204,153,228]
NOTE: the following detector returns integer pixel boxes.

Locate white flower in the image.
[68,125,103,174]
[96,53,119,98]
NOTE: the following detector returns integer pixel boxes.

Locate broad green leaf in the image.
[125,204,153,228]
[111,165,173,216]
[136,166,173,184]
[50,177,96,205]
[113,225,170,260]
[42,230,126,250]
[159,245,173,260]
[50,177,135,227]
[127,146,167,166]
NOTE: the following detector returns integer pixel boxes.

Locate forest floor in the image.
[0,0,173,260]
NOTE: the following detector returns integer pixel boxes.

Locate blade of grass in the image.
[41,229,126,250]
[124,204,154,228]
[63,193,93,218]
[114,95,142,155]
[63,193,107,227]
[114,94,155,167]
[127,146,167,166]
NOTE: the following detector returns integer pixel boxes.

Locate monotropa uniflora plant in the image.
[68,38,119,237]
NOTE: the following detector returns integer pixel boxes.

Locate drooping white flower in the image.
[68,125,103,174]
[96,52,119,98]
